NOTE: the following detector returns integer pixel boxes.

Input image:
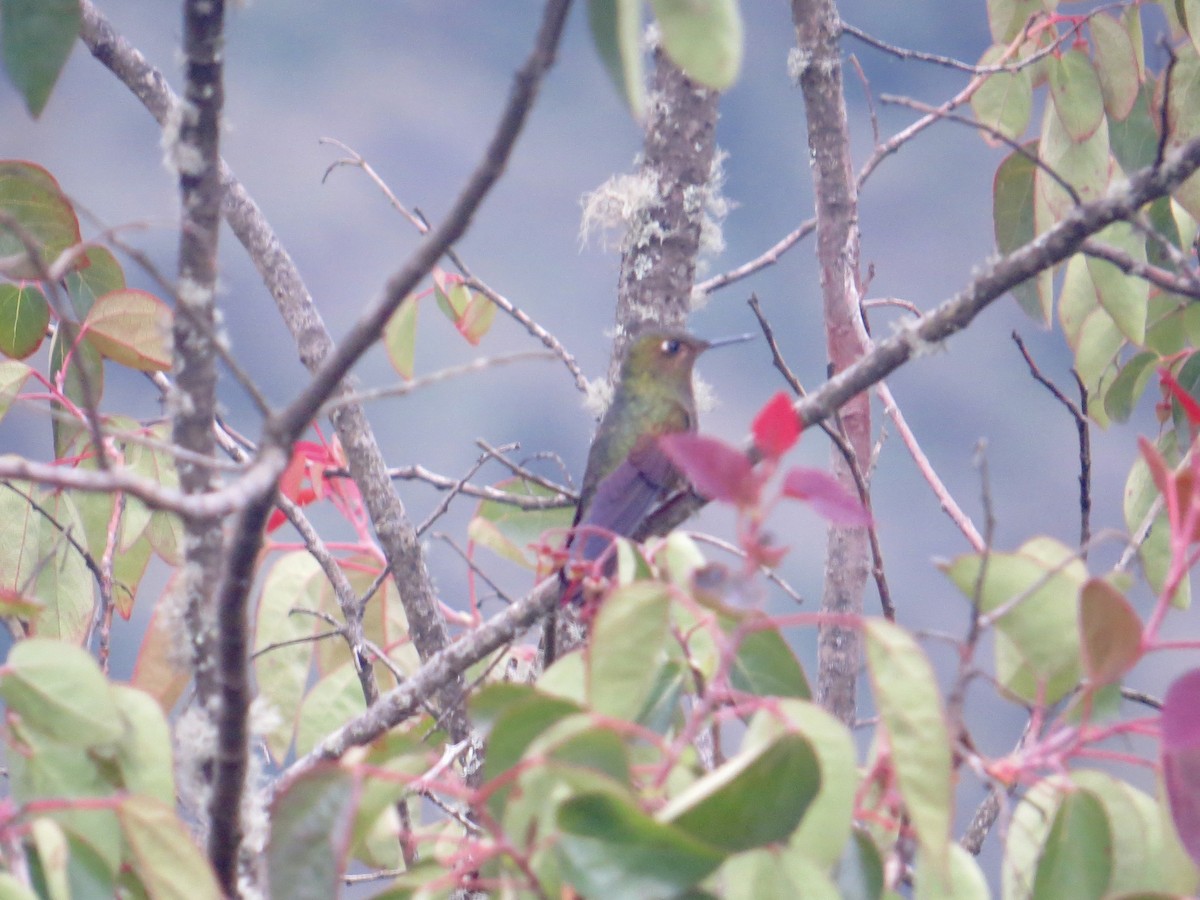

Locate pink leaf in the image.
[751,391,801,461]
[1162,668,1200,866]
[781,467,872,527]
[659,433,759,507]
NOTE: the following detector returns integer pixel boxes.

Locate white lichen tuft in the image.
[160,104,184,177]
[173,706,217,835]
[583,376,613,418]
[694,150,733,283]
[787,47,812,85]
[579,171,661,252]
[891,316,943,357]
[693,376,718,415]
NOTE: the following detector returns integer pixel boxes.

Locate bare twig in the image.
[1011,332,1091,550]
[385,464,573,509]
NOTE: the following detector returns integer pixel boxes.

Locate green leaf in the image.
[64,246,125,319]
[0,639,121,745]
[864,618,953,873]
[467,477,573,569]
[1037,100,1110,221]
[971,45,1032,142]
[649,0,743,90]
[382,296,417,379]
[267,765,358,900]
[587,580,671,721]
[742,701,857,868]
[835,829,885,900]
[588,0,646,119]
[0,0,80,117]
[295,663,367,757]
[26,489,92,642]
[729,621,811,699]
[556,792,726,899]
[48,325,103,459]
[0,358,31,422]
[1048,48,1105,141]
[1104,350,1157,423]
[722,849,832,900]
[0,161,81,278]
[986,0,1045,43]
[121,797,222,900]
[111,685,175,806]
[993,144,1051,322]
[1071,770,1190,895]
[1078,578,1142,686]
[1004,776,1067,900]
[474,683,581,814]
[1124,433,1190,609]
[253,553,323,762]
[1085,222,1148,343]
[1109,82,1160,173]
[1031,788,1112,899]
[1091,12,1141,121]
[942,537,1087,704]
[1164,43,1200,220]
[661,733,820,853]
[82,289,172,372]
[0,282,49,359]
[916,842,989,900]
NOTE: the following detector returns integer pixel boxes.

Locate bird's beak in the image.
[703,332,756,351]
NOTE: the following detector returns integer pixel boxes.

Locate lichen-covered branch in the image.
[791,0,869,726]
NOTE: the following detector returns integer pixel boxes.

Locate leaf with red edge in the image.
[1162,668,1200,866]
[1161,366,1200,430]
[0,283,50,359]
[0,161,81,278]
[432,268,494,345]
[782,467,872,526]
[659,432,759,507]
[751,391,801,461]
[1137,435,1200,547]
[82,289,172,372]
[1078,578,1142,686]
[1139,435,1172,499]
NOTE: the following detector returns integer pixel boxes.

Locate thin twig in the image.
[1011,331,1091,551]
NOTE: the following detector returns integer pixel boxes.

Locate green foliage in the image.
[0,0,80,117]
[4,1,1200,896]
[588,0,744,118]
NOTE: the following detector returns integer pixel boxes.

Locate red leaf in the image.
[781,467,872,527]
[1078,578,1142,686]
[751,391,801,461]
[1160,367,1200,428]
[659,433,760,507]
[1162,669,1200,866]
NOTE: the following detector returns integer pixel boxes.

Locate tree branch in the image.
[792,0,869,726]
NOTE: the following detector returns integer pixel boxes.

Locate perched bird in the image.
[567,327,753,569]
[543,328,751,665]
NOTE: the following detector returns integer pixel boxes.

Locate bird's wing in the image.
[572,432,679,562]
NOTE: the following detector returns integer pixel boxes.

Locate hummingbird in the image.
[543,328,752,665]
[566,328,754,570]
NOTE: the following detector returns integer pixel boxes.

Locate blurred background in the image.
[0,0,1185,876]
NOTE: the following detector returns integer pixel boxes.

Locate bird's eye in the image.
[660,339,682,356]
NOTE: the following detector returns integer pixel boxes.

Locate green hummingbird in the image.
[566,328,754,567]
